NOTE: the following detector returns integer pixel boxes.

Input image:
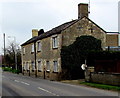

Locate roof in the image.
[21,19,78,46]
[21,17,106,46]
[21,36,37,46]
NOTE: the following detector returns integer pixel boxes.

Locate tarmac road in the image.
[2,71,119,97]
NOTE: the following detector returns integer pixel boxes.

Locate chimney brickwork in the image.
[78,3,88,19]
[32,29,38,37]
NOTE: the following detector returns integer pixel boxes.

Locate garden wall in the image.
[90,72,120,86]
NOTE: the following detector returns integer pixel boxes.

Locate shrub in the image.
[61,36,102,80]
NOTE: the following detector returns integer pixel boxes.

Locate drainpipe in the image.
[29,64,30,76]
[34,41,37,77]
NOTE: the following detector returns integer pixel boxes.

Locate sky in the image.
[0,0,119,54]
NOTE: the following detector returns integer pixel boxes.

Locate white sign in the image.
[81,64,87,70]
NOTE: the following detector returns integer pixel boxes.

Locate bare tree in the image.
[3,41,22,72]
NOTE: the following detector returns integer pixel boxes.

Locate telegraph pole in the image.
[88,0,90,14]
[3,33,5,66]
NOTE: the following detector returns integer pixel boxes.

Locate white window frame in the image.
[31,44,34,53]
[38,60,42,71]
[37,41,42,52]
[52,36,58,48]
[46,61,50,71]
[53,61,58,72]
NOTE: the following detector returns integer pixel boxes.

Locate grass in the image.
[80,82,120,91]
[2,67,20,74]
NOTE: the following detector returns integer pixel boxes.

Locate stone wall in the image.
[90,72,120,86]
[21,34,62,80]
[62,17,106,49]
[106,34,118,47]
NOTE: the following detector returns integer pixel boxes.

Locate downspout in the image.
[34,41,37,77]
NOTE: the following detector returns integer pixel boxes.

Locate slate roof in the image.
[21,17,107,46]
[21,19,78,46]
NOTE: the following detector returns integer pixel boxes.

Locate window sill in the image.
[53,71,58,73]
[52,47,58,49]
[31,52,34,54]
[38,70,42,72]
[46,70,50,73]
[32,70,34,72]
[27,70,30,72]
[37,51,41,53]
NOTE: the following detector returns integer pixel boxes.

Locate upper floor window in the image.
[37,42,42,52]
[31,44,34,53]
[23,47,25,55]
[53,61,58,72]
[46,61,50,72]
[52,36,58,49]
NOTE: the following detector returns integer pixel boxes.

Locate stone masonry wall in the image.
[90,72,120,86]
[62,17,106,49]
[22,34,62,80]
[106,34,118,47]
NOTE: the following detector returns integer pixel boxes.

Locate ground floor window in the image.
[23,62,26,70]
[46,61,50,72]
[38,60,42,71]
[53,61,58,72]
[31,61,35,71]
[26,62,29,70]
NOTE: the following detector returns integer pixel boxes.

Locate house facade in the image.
[21,3,119,80]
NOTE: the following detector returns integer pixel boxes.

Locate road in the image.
[2,71,119,97]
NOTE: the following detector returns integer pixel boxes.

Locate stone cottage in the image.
[21,3,119,80]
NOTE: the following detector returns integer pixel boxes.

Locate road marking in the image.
[38,87,59,96]
[14,80,20,83]
[21,81,30,86]
[14,80,30,86]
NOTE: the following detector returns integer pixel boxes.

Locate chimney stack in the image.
[78,3,89,19]
[38,29,44,35]
[32,29,38,37]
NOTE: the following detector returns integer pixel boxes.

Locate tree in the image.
[61,35,102,80]
[3,41,22,72]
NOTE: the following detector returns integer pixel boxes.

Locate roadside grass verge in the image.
[2,67,20,74]
[80,82,120,91]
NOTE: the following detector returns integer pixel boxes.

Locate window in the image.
[26,62,29,70]
[23,47,25,54]
[46,61,50,71]
[53,61,58,72]
[38,60,42,71]
[31,44,34,53]
[52,36,58,48]
[37,42,41,52]
[23,62,26,70]
[31,61,35,71]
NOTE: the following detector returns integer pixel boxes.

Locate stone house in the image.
[21,3,119,80]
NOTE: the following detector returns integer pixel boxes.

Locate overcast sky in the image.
[0,0,119,54]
